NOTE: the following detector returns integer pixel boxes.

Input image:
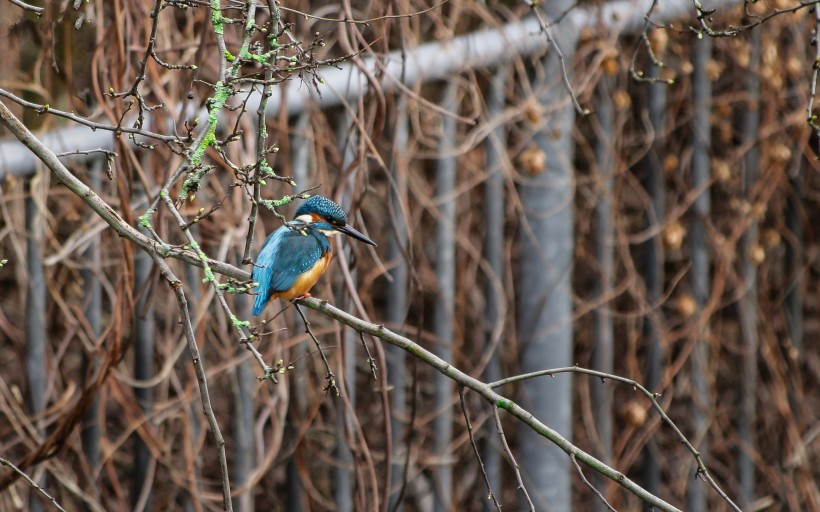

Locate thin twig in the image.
[297,297,685,512]
[493,407,534,511]
[459,387,502,511]
[359,331,378,380]
[293,302,340,396]
[108,0,164,132]
[0,88,179,143]
[277,0,449,24]
[489,366,741,512]
[629,0,674,84]
[6,0,43,16]
[529,5,588,116]
[159,192,277,381]
[808,3,820,136]
[0,457,66,511]
[242,0,280,264]
[689,0,816,37]
[149,255,233,511]
[54,148,118,159]
[391,359,418,512]
[571,453,617,511]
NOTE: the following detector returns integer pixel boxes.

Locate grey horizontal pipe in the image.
[0,0,733,178]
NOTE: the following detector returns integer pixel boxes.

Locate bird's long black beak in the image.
[336,223,377,246]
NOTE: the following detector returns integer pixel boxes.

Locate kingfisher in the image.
[251,195,376,316]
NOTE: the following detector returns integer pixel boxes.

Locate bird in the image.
[251,195,376,316]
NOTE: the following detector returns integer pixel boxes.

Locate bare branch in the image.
[296,297,685,512]
[0,457,65,511]
[293,302,340,396]
[5,0,43,16]
[149,255,233,512]
[489,366,741,512]
[571,453,617,512]
[459,387,502,511]
[493,407,534,511]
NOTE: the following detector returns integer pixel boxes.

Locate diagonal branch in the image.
[295,297,685,512]
[0,457,65,511]
[459,387,502,511]
[149,255,233,512]
[0,98,250,283]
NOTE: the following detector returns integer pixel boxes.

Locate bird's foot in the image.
[292,292,312,301]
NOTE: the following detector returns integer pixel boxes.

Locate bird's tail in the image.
[252,280,273,317]
[251,293,267,317]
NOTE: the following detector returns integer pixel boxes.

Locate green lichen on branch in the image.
[210,0,224,35]
[187,239,216,283]
[207,81,231,128]
[182,80,232,200]
[200,263,215,283]
[259,194,304,212]
[180,163,212,202]
[259,159,275,178]
[138,210,154,229]
[230,314,251,329]
[239,48,275,66]
[218,279,254,294]
[190,127,216,167]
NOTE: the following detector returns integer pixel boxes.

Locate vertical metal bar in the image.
[233,265,255,512]
[183,224,202,512]
[285,111,311,512]
[387,95,410,512]
[737,25,760,509]
[642,59,667,500]
[592,72,615,511]
[517,5,577,508]
[334,109,357,512]
[80,159,103,509]
[431,78,458,512]
[689,35,713,512]
[25,172,46,512]
[133,186,155,511]
[482,64,508,509]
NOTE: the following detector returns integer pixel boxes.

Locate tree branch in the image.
[0,457,65,511]
[0,98,250,283]
[295,297,685,512]
[5,0,43,16]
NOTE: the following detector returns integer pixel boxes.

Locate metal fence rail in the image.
[0,0,732,179]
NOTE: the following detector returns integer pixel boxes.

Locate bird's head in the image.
[290,195,377,246]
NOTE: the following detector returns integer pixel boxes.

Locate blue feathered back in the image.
[251,225,331,316]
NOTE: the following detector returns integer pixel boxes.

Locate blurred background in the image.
[0,1,818,511]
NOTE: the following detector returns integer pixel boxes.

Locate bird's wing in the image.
[252,227,325,316]
[252,227,287,316]
[267,230,325,292]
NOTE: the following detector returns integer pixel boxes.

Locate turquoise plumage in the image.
[251,196,376,317]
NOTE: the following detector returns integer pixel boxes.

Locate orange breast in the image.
[273,251,332,301]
